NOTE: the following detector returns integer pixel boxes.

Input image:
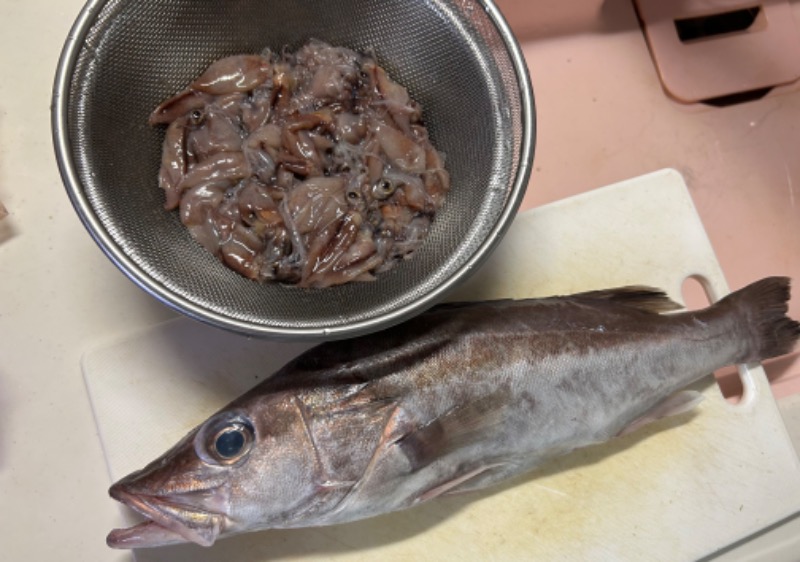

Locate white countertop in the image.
[1,1,799,560]
[1,6,174,560]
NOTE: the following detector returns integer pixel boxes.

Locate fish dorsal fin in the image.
[574,286,683,314]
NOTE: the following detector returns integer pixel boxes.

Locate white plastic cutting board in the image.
[83,169,800,561]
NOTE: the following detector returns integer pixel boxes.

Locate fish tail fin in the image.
[722,277,800,362]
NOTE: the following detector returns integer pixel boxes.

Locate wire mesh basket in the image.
[52,0,535,339]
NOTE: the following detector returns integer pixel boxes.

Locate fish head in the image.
[107,394,324,549]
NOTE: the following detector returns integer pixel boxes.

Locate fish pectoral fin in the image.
[416,463,506,504]
[393,392,509,472]
[617,390,704,438]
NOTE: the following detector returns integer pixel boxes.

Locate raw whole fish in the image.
[107,277,800,549]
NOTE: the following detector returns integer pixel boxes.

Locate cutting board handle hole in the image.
[681,275,744,403]
[680,275,711,311]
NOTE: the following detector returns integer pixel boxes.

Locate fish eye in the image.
[371,179,397,200]
[205,420,255,465]
[189,109,205,125]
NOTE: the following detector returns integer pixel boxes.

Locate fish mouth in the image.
[107,484,226,549]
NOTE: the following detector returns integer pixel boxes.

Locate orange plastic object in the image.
[634,0,800,103]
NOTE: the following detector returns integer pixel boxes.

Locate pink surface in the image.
[498,0,800,398]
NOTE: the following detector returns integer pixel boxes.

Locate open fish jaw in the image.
[107,520,189,549]
[108,486,224,548]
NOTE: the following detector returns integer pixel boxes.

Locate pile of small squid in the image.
[150,40,450,288]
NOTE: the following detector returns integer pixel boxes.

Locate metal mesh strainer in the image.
[53,0,535,339]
